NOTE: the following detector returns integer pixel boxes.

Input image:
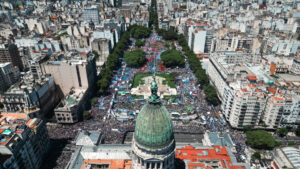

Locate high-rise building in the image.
[190,29,213,54]
[280,95,300,127]
[0,44,24,71]
[291,57,300,75]
[42,52,97,95]
[0,62,19,93]
[91,38,112,66]
[83,5,100,25]
[0,76,60,118]
[167,0,172,11]
[262,96,287,129]
[0,117,49,169]
[226,86,266,128]
[43,52,96,123]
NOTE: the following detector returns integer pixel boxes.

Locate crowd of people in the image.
[46,31,247,169]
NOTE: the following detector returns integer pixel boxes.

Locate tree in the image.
[204,85,219,105]
[171,42,176,49]
[83,111,91,120]
[149,0,158,29]
[130,25,151,39]
[124,49,146,67]
[177,32,220,106]
[161,27,178,40]
[195,69,209,87]
[243,125,253,132]
[92,51,100,59]
[94,26,131,96]
[165,42,170,49]
[117,0,122,7]
[288,141,296,146]
[97,77,110,95]
[246,130,279,149]
[90,97,98,106]
[161,49,184,68]
[277,128,288,137]
[135,40,145,47]
[55,32,67,40]
[251,152,261,161]
[169,72,179,80]
[296,125,300,136]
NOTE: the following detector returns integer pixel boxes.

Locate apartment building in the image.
[211,36,253,53]
[207,53,254,98]
[262,96,286,128]
[91,38,112,66]
[271,40,300,57]
[262,94,300,129]
[42,52,96,123]
[0,62,20,93]
[0,76,60,118]
[42,52,96,95]
[189,28,213,54]
[291,57,300,75]
[0,44,24,71]
[83,5,100,25]
[226,85,266,128]
[0,117,49,169]
[280,95,300,127]
[54,89,89,123]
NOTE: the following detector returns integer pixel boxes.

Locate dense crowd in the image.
[46,32,247,169]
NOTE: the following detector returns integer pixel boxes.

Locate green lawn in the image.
[132,73,175,88]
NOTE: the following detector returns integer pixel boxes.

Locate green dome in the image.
[134,101,174,150]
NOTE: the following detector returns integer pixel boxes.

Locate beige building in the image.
[54,89,89,123]
[42,53,96,95]
[44,52,97,123]
[0,76,61,119]
[262,96,287,129]
[207,53,255,98]
[227,85,266,128]
[91,38,112,66]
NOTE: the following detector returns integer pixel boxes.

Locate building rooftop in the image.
[75,131,102,146]
[56,89,86,110]
[176,145,250,169]
[0,117,41,147]
[67,144,132,169]
[281,147,300,169]
[4,75,53,94]
[207,132,234,147]
[0,62,12,68]
[67,145,250,169]
[124,132,203,145]
[278,74,300,82]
